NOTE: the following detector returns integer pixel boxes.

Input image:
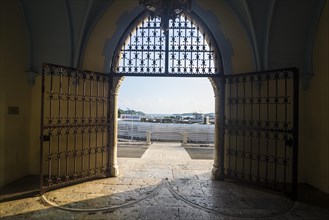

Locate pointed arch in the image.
[111,12,223,76]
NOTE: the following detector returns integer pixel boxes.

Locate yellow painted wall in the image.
[0,0,30,186]
[83,0,137,72]
[300,1,329,193]
[195,0,254,73]
[83,0,254,74]
[28,76,41,175]
[83,0,329,194]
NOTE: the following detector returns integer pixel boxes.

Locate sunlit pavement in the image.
[1,142,328,219]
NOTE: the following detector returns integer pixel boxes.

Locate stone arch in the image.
[82,0,254,74]
[82,0,255,178]
[111,11,223,76]
[107,12,228,178]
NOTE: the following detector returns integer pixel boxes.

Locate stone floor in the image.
[1,142,328,219]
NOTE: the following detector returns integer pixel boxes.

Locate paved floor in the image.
[1,142,328,219]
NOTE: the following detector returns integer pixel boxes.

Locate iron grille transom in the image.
[113,13,222,77]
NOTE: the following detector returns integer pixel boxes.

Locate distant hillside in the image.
[118,108,145,117]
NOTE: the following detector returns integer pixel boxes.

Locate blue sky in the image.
[117,16,215,114]
[118,77,215,114]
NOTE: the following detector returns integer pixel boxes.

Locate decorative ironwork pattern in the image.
[114,14,220,76]
[223,68,299,197]
[117,16,165,74]
[40,64,110,192]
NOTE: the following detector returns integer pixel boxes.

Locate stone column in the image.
[182,132,188,145]
[109,89,119,177]
[146,131,152,145]
[108,76,123,177]
[212,77,225,180]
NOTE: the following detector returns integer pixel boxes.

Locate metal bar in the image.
[129,32,132,73]
[107,75,113,175]
[42,63,105,77]
[45,123,110,129]
[224,67,297,78]
[274,73,278,186]
[109,73,222,77]
[73,74,78,178]
[242,77,246,179]
[249,76,253,181]
[202,31,205,73]
[81,75,86,176]
[228,78,232,174]
[153,19,156,73]
[147,17,150,74]
[95,79,99,174]
[219,76,225,179]
[135,27,138,73]
[235,78,238,177]
[159,19,163,73]
[139,26,195,30]
[266,74,269,184]
[292,69,299,199]
[190,19,193,73]
[141,21,144,73]
[257,75,261,183]
[121,49,215,53]
[163,27,169,75]
[40,65,46,193]
[209,40,212,74]
[184,15,187,74]
[196,24,199,74]
[65,74,71,181]
[178,16,181,74]
[100,78,104,171]
[171,22,175,74]
[223,126,293,134]
[284,72,288,188]
[48,72,54,185]
[88,75,92,175]
[57,71,63,182]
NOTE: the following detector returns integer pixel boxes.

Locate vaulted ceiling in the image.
[19,0,325,80]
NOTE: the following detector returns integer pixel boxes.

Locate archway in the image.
[39,2,298,198]
[107,12,225,179]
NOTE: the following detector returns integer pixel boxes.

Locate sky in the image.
[118,77,215,114]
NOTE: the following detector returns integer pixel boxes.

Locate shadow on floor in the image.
[117,144,149,158]
[0,175,39,203]
[1,173,311,219]
[184,147,214,160]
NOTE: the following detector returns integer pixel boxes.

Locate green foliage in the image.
[118,108,145,116]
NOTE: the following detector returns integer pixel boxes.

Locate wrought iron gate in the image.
[40,64,111,193]
[223,68,299,198]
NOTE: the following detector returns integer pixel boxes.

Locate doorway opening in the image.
[39,10,298,199]
[117,76,215,160]
[107,12,223,180]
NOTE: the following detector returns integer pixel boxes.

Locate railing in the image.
[118,121,214,144]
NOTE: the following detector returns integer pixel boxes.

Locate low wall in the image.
[118,121,214,143]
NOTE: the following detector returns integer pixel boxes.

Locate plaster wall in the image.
[0,0,30,187]
[194,0,254,74]
[28,77,41,175]
[83,0,137,72]
[83,0,254,74]
[81,0,328,194]
[3,0,327,195]
[301,0,329,193]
